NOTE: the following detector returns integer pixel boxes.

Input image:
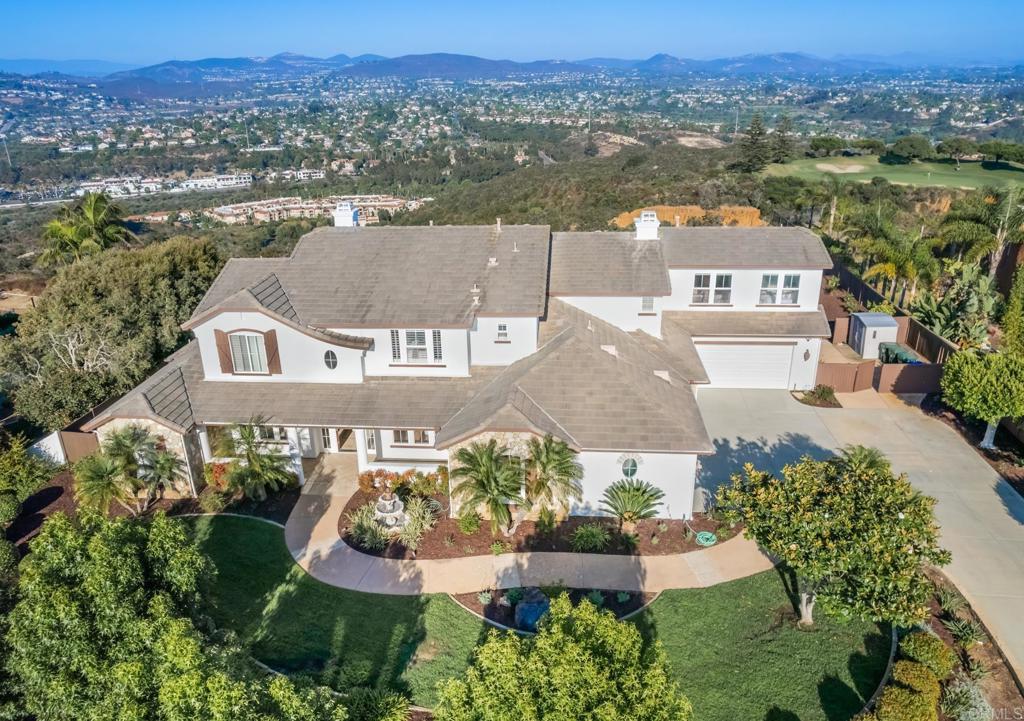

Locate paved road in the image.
[696,389,1024,680]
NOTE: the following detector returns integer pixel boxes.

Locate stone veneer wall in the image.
[446,430,540,520]
[94,418,195,496]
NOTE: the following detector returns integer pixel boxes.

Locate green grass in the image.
[636,572,890,721]
[764,155,1024,189]
[186,515,890,719]
[186,515,485,706]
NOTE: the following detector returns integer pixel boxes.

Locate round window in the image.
[622,458,638,478]
[324,350,338,369]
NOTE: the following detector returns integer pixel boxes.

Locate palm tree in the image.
[38,192,135,267]
[600,479,664,532]
[140,450,184,511]
[524,435,583,514]
[940,187,1024,277]
[102,425,156,478]
[834,445,891,476]
[73,453,137,516]
[225,419,294,501]
[862,229,940,305]
[450,440,525,536]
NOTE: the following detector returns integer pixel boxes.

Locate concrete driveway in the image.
[696,388,1024,679]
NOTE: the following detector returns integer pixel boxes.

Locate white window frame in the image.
[641,296,655,313]
[405,330,429,364]
[413,430,430,445]
[692,274,711,304]
[320,427,334,450]
[713,274,733,304]
[782,274,801,305]
[256,425,287,443]
[760,274,779,305]
[365,429,376,452]
[228,332,268,374]
[393,429,410,444]
[390,330,401,361]
[496,323,509,341]
[432,329,443,363]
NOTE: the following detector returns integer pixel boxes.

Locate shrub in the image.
[869,299,898,315]
[202,462,230,491]
[536,506,556,535]
[397,496,440,551]
[347,503,389,552]
[198,490,228,514]
[892,661,940,703]
[489,541,509,555]
[804,384,839,406]
[345,687,410,721]
[942,617,986,649]
[964,657,990,681]
[826,275,841,291]
[618,532,639,551]
[875,684,936,721]
[586,589,605,607]
[940,676,992,721]
[842,293,863,313]
[408,470,447,498]
[505,588,524,605]
[0,538,18,578]
[899,631,957,680]
[570,523,611,552]
[599,479,664,527]
[458,511,481,535]
[616,591,631,604]
[0,491,20,527]
[540,582,567,599]
[443,534,455,548]
[0,434,56,502]
[477,591,492,605]
[935,587,966,616]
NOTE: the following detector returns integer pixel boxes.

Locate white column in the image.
[198,426,213,462]
[285,427,306,486]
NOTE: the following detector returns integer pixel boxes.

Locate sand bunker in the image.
[815,163,866,173]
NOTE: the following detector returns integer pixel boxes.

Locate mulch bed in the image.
[819,285,863,320]
[926,569,1024,713]
[921,394,1024,498]
[452,586,657,631]
[339,489,739,560]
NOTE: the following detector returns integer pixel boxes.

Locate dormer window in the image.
[405,330,428,363]
[497,323,509,341]
[229,332,268,374]
[641,296,655,313]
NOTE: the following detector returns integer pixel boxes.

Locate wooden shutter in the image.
[264,330,282,374]
[214,330,234,373]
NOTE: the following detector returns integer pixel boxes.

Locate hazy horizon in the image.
[5,0,1023,67]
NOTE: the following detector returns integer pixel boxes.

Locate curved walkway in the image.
[283,459,774,595]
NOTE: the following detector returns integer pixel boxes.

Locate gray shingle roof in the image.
[249,273,299,322]
[659,227,833,269]
[436,300,712,454]
[549,232,670,296]
[190,225,551,329]
[664,310,831,337]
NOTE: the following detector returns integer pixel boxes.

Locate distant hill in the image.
[0,58,138,76]
[104,52,391,83]
[339,53,590,79]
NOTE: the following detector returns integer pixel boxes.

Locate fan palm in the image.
[862,229,941,305]
[225,419,294,501]
[600,479,664,532]
[73,453,137,516]
[38,192,135,267]
[524,435,583,513]
[102,424,156,478]
[450,439,525,536]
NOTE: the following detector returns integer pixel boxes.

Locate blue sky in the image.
[5,0,1022,65]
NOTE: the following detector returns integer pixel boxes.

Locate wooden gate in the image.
[815,359,875,393]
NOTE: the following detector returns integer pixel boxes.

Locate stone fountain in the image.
[374,494,407,532]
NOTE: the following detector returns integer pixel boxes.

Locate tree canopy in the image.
[435,594,692,721]
[0,236,222,429]
[717,450,949,626]
[941,350,1024,448]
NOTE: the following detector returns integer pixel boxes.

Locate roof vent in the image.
[586,320,594,332]
[471,282,481,293]
[487,257,499,267]
[495,217,502,233]
[635,210,660,240]
[653,370,671,382]
[512,239,519,253]
[472,294,481,306]
[600,344,618,357]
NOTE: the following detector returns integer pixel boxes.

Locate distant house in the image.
[83,210,831,518]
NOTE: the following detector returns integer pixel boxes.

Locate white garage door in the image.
[696,342,794,389]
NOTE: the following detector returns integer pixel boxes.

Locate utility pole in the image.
[0,136,11,168]
[734,107,740,142]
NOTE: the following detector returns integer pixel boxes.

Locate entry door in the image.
[320,427,337,453]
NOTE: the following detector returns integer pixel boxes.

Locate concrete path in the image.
[696,389,1024,680]
[284,455,774,595]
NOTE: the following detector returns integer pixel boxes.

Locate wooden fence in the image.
[815,359,876,393]
[57,431,99,463]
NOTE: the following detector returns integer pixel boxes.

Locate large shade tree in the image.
[941,350,1024,448]
[717,449,949,626]
[435,594,692,721]
[5,512,348,721]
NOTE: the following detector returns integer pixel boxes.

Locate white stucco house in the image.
[83,210,832,519]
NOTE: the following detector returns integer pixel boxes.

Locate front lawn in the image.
[186,515,890,718]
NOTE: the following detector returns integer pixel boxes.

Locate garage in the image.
[695,341,794,389]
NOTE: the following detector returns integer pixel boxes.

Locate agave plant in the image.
[600,478,664,532]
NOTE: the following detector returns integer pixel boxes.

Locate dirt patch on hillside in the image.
[674,132,726,149]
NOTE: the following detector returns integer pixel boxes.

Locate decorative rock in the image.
[514,587,550,632]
